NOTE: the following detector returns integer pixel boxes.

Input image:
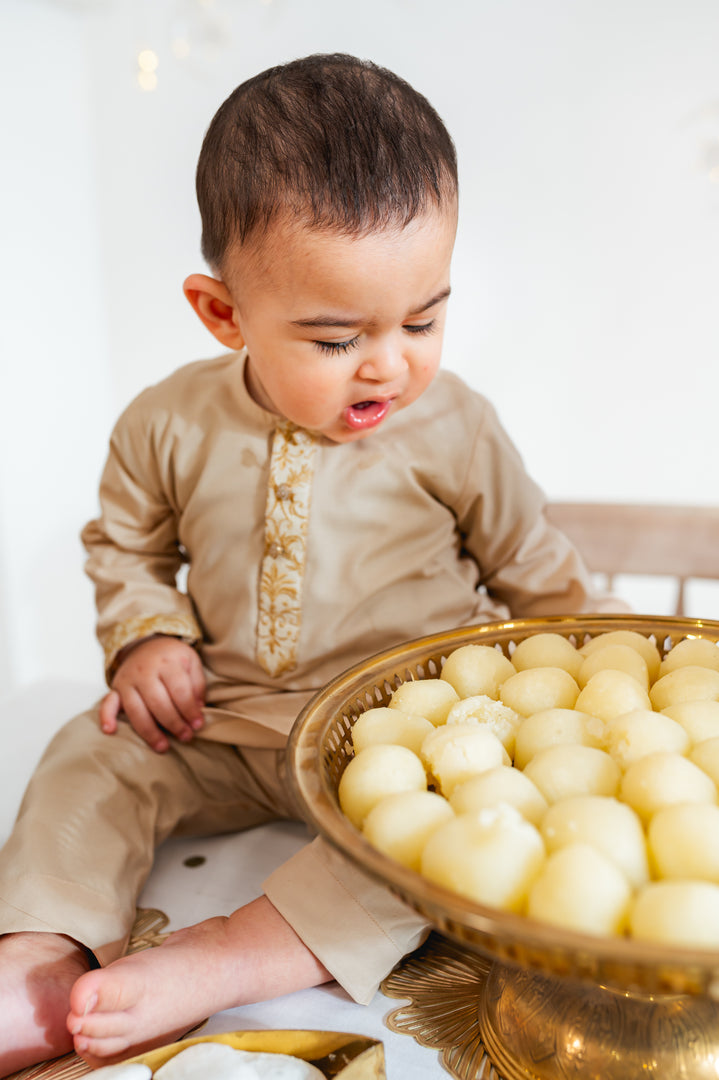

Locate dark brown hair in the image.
[196,53,458,270]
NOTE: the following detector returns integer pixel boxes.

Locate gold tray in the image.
[287,614,719,1080]
[127,1030,385,1078]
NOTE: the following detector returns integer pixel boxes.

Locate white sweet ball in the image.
[421,805,545,912]
[420,723,510,796]
[446,695,522,755]
[389,679,459,726]
[659,637,719,677]
[523,744,620,804]
[338,744,426,828]
[574,669,652,724]
[630,881,719,948]
[89,1066,152,1080]
[540,794,649,888]
[662,701,719,746]
[362,790,455,870]
[620,751,718,823]
[440,644,516,699]
[510,633,582,679]
[499,667,579,717]
[576,644,649,691]
[579,630,662,682]
[449,765,549,826]
[650,666,719,711]
[154,1044,325,1079]
[351,707,434,756]
[527,842,632,936]
[648,802,719,883]
[603,709,690,770]
[513,708,605,770]
[689,736,719,786]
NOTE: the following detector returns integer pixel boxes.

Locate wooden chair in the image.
[546,502,719,617]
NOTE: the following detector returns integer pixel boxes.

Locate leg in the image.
[265,836,432,1004]
[0,932,91,1073]
[0,713,290,1071]
[67,895,331,1065]
[0,707,137,1073]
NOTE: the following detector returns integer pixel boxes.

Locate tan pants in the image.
[0,707,429,1003]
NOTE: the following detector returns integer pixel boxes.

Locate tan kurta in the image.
[82,349,620,746]
[0,350,627,1004]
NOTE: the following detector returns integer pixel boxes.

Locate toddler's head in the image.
[186,54,458,442]
[196,52,457,271]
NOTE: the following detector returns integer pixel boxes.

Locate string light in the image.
[137,0,277,91]
[137,48,159,92]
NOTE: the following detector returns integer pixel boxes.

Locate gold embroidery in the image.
[102,613,202,679]
[256,422,317,676]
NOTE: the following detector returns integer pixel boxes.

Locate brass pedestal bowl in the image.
[287,615,719,1080]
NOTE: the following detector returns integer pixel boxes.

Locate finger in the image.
[175,648,206,730]
[161,673,204,734]
[134,679,195,743]
[188,653,207,730]
[161,671,204,733]
[188,650,207,706]
[98,691,120,735]
[121,688,170,753]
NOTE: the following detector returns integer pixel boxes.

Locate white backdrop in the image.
[2,0,718,694]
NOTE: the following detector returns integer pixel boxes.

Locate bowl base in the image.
[383,932,719,1080]
[481,959,719,1080]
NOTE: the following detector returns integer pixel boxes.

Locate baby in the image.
[0,53,623,1071]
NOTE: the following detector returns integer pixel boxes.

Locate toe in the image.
[67,1007,122,1040]
[74,1030,132,1063]
[69,970,103,1017]
[70,966,137,1017]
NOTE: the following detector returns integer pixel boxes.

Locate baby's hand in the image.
[99,636,206,753]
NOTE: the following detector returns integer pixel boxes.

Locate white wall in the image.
[1,0,112,691]
[2,0,719,694]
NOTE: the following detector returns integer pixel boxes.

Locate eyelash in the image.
[314,338,360,355]
[313,320,437,355]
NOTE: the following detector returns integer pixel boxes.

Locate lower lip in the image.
[343,399,394,431]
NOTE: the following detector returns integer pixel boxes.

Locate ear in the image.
[183,274,246,350]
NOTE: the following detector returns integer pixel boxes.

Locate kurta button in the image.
[268,541,283,558]
[276,483,291,501]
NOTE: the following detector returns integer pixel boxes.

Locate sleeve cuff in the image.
[263,836,431,1004]
[102,613,202,680]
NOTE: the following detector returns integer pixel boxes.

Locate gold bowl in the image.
[287,614,719,1080]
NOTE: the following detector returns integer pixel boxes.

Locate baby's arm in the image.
[84,392,209,749]
[99,635,206,752]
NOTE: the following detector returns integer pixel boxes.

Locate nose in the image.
[357,343,407,383]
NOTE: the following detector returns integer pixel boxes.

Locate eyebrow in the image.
[290,287,452,329]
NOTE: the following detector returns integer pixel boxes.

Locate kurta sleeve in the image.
[452,397,630,617]
[82,399,202,681]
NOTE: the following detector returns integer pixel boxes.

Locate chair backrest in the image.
[546,502,719,617]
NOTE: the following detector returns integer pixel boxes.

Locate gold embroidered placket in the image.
[256,422,317,676]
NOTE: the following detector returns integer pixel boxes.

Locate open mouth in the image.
[343,399,394,430]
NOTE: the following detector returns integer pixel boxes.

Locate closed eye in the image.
[403,320,437,336]
[313,337,360,355]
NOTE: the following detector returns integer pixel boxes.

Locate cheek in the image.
[279,369,343,415]
[423,353,442,379]
[297,366,347,397]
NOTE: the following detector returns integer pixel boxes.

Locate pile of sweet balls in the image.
[338,630,719,947]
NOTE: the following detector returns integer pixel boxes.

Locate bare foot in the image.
[0,931,91,1073]
[68,896,331,1066]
